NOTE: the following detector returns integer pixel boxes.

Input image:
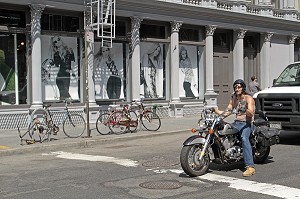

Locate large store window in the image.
[40,14,81,102]
[0,9,27,105]
[140,42,165,99]
[178,45,200,98]
[93,20,127,101]
[93,42,125,100]
[0,33,26,105]
[41,35,80,101]
[179,27,204,99]
[139,23,167,99]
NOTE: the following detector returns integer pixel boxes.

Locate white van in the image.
[253,62,300,133]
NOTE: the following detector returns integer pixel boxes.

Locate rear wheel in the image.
[253,146,270,164]
[129,111,138,132]
[109,111,129,134]
[63,114,86,138]
[96,113,111,135]
[29,108,49,142]
[180,144,210,177]
[141,111,161,131]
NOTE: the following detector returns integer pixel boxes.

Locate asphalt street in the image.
[0,116,199,157]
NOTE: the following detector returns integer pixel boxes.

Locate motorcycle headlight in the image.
[198,119,205,128]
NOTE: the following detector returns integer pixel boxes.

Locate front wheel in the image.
[253,146,270,164]
[141,111,161,131]
[180,144,210,177]
[63,114,86,138]
[96,113,111,135]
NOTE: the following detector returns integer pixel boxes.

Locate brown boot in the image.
[243,166,255,177]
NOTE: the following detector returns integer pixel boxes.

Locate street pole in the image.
[84,0,91,137]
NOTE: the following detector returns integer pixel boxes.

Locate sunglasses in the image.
[53,37,61,44]
[234,85,243,90]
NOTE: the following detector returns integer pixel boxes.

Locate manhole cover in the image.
[142,160,178,167]
[139,180,182,189]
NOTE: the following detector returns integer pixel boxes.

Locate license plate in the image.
[270,122,282,129]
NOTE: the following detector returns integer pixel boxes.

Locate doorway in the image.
[213,31,233,109]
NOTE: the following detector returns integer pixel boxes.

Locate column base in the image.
[169,102,184,117]
[85,102,99,124]
[204,91,218,107]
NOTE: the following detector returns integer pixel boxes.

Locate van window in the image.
[274,63,300,86]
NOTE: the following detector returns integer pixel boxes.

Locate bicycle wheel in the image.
[141,111,161,131]
[63,113,86,138]
[109,111,129,134]
[29,108,49,142]
[96,113,111,135]
[129,111,138,132]
[40,128,51,142]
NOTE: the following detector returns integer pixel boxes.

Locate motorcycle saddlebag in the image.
[256,126,280,147]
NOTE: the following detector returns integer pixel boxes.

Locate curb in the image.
[0,129,191,157]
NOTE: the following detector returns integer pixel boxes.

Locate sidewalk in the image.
[0,116,199,157]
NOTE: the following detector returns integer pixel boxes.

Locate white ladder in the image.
[89,0,115,48]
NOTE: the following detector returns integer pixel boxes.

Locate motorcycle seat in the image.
[253,118,268,126]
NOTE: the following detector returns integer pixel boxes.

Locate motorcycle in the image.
[180,102,280,177]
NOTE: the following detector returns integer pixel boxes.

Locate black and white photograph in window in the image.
[93,42,124,100]
[140,42,164,99]
[41,35,79,101]
[179,45,198,98]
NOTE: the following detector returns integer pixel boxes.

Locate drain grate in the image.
[142,160,179,168]
[139,180,182,189]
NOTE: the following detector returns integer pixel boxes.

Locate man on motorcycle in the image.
[212,79,256,177]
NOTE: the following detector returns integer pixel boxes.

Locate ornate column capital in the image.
[289,34,298,44]
[170,21,183,33]
[205,25,217,36]
[129,16,143,58]
[131,16,143,32]
[29,4,45,21]
[84,10,96,28]
[236,29,247,39]
[264,32,274,42]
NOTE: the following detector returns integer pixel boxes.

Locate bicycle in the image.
[18,106,53,144]
[95,105,118,135]
[19,99,86,144]
[130,100,161,131]
[96,104,138,135]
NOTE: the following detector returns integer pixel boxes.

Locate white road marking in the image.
[170,169,300,199]
[43,151,138,167]
[45,152,300,198]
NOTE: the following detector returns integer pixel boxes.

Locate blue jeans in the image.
[231,121,254,167]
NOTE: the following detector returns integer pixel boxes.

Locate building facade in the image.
[0,0,300,129]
